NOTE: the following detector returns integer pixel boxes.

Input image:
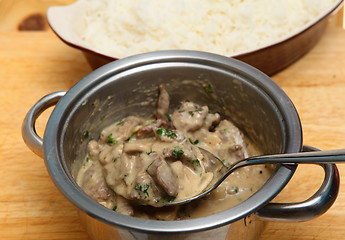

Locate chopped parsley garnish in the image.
[188,138,199,145]
[166,114,171,122]
[113,157,119,162]
[188,108,203,117]
[232,186,239,194]
[100,116,105,121]
[156,127,177,139]
[172,147,184,160]
[160,195,176,203]
[82,157,90,167]
[146,160,155,171]
[146,150,152,155]
[127,132,136,142]
[203,83,214,94]
[135,184,150,199]
[112,206,117,211]
[107,133,118,144]
[83,130,89,139]
[116,119,124,126]
[188,159,201,167]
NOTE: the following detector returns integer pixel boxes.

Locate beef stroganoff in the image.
[76,85,273,220]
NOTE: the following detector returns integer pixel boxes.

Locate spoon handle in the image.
[168,148,344,206]
[216,149,345,193]
[239,149,345,168]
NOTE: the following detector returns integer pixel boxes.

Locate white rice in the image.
[77,0,338,58]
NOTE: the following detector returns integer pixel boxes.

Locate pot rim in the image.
[43,50,302,233]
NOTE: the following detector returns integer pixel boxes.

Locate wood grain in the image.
[0,0,76,31]
[0,1,344,239]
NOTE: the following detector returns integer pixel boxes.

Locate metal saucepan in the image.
[22,50,339,240]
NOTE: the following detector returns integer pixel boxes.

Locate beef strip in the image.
[228,145,245,161]
[158,138,204,172]
[171,102,209,132]
[214,120,249,166]
[116,195,134,216]
[147,153,179,197]
[130,172,161,202]
[155,84,170,119]
[80,161,112,202]
[136,119,171,139]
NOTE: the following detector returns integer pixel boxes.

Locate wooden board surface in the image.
[0,1,345,239]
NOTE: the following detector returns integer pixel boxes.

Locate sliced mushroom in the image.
[100,116,142,144]
[123,139,153,153]
[87,140,100,161]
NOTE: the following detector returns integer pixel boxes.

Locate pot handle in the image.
[256,145,340,222]
[22,91,66,158]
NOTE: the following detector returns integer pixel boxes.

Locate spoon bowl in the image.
[165,147,345,206]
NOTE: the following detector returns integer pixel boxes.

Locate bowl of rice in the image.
[47,0,343,75]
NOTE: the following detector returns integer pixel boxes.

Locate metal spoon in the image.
[166,148,344,206]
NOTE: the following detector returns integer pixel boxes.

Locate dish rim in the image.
[46,0,344,61]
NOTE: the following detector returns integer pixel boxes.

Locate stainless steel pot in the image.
[22,50,339,240]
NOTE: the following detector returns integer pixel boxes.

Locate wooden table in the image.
[0,1,344,239]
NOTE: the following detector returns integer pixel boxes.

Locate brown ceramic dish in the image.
[47,0,343,75]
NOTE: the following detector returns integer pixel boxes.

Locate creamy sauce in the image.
[76,85,273,220]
